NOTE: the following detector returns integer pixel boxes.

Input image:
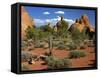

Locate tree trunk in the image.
[49,36,53,55]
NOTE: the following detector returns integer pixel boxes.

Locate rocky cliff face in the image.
[21,6,35,38]
[69,15,95,33]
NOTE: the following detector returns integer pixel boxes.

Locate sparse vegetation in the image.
[21,52,37,62]
[45,56,71,69]
[22,18,95,70]
[69,50,86,59]
[56,42,66,50]
[34,43,44,48]
[21,9,95,70]
[67,42,77,50]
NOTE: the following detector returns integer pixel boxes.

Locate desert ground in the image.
[21,46,95,70]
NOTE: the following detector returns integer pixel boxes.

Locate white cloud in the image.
[64,19,75,27]
[43,11,50,15]
[34,19,44,23]
[64,19,75,23]
[34,19,45,27]
[55,11,65,14]
[34,18,57,27]
[34,17,74,27]
[45,19,51,22]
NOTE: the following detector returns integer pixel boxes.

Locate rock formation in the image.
[56,16,64,28]
[81,15,95,32]
[21,6,35,38]
[55,16,68,31]
[69,14,95,33]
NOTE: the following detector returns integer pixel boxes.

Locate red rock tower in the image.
[21,6,35,38]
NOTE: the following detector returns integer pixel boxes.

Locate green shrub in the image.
[34,43,44,48]
[53,41,59,47]
[45,56,71,69]
[69,50,86,59]
[56,44,66,50]
[35,44,44,48]
[67,42,77,50]
[25,26,35,39]
[56,42,67,50]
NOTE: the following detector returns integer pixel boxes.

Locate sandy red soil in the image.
[71,47,95,68]
[22,47,95,70]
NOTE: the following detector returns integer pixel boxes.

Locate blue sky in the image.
[24,6,95,27]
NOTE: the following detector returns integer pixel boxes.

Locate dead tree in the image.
[48,36,53,56]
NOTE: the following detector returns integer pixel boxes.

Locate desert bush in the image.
[69,50,86,59]
[87,41,95,47]
[45,56,71,69]
[53,41,59,47]
[56,44,66,50]
[21,40,28,49]
[84,40,94,47]
[34,40,45,48]
[56,42,67,50]
[79,43,86,49]
[67,42,77,50]
[21,52,37,62]
[57,19,69,37]
[34,43,44,48]
[25,26,35,39]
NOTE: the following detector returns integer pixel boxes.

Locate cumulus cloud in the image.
[34,17,74,27]
[34,18,57,27]
[45,19,51,22]
[55,11,65,14]
[34,19,45,23]
[43,11,50,15]
[64,19,75,27]
[34,19,45,27]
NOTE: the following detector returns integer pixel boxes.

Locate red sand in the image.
[22,47,95,70]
